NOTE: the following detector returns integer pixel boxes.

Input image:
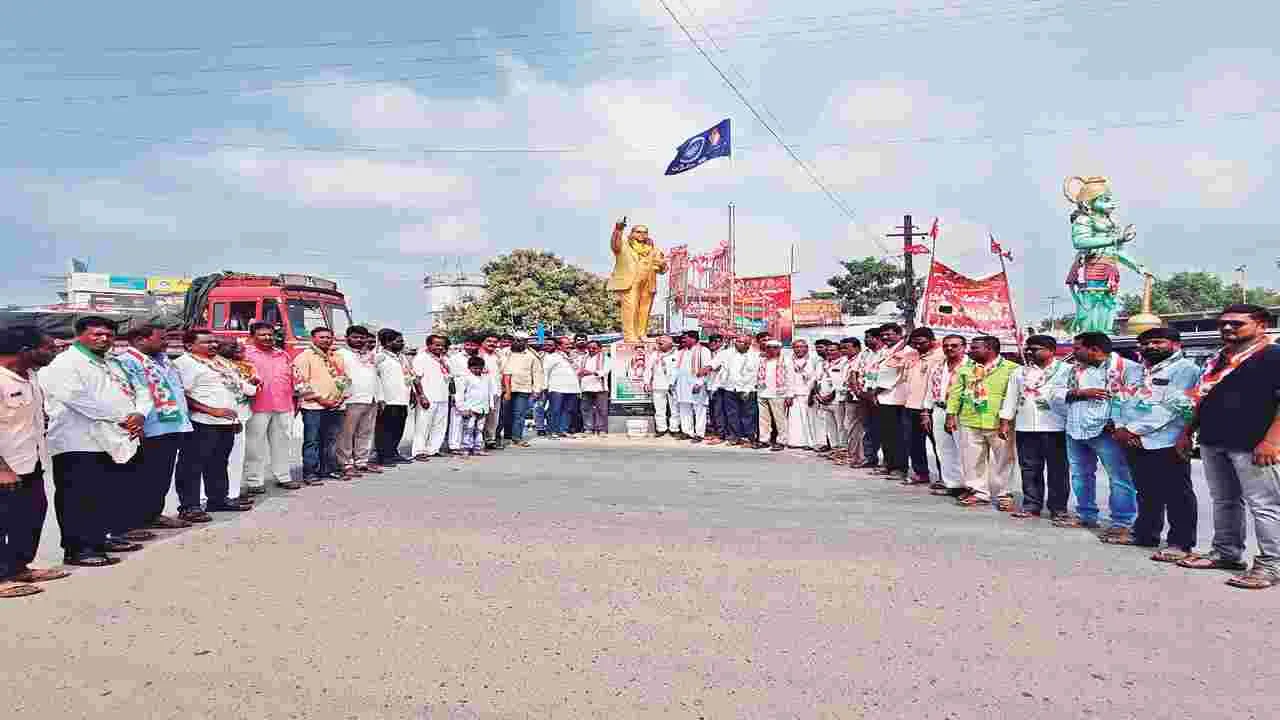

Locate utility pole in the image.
[1234,265,1248,302]
[1046,295,1062,332]
[886,214,925,330]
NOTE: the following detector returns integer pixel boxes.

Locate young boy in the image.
[458,355,495,457]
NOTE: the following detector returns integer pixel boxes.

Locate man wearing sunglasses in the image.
[1175,304,1280,590]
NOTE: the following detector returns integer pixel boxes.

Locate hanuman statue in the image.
[1063,176,1148,334]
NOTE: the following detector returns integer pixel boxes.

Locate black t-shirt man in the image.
[1196,344,1280,452]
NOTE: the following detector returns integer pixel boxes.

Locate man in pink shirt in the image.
[242,322,299,491]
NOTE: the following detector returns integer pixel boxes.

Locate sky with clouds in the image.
[3,0,1277,339]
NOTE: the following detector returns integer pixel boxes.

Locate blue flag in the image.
[664,119,731,175]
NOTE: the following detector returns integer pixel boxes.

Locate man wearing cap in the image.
[786,339,820,449]
[1112,328,1200,559]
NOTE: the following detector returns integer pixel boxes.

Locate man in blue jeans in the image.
[1051,332,1143,541]
[500,334,544,447]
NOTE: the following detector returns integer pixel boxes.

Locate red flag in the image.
[929,218,940,240]
[989,234,1003,255]
[1003,251,1014,262]
[905,244,931,255]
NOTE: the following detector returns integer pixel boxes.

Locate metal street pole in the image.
[886,214,924,330]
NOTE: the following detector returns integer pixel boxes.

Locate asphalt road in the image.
[6,438,1276,719]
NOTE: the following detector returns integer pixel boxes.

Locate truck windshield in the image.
[286,299,326,340]
[328,305,352,338]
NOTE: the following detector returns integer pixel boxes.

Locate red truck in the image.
[1,272,354,358]
[180,272,354,356]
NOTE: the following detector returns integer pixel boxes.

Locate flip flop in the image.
[1225,569,1278,590]
[64,554,121,568]
[1151,549,1191,563]
[11,568,71,583]
[0,583,43,598]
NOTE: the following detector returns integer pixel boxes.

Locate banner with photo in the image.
[609,340,658,403]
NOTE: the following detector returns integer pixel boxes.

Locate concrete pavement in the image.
[5,436,1277,719]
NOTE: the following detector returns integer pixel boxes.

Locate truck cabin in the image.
[190,274,351,353]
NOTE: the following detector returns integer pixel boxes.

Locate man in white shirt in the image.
[704,335,728,440]
[825,339,853,447]
[412,334,452,459]
[755,339,792,451]
[577,340,610,436]
[924,335,968,496]
[999,334,1070,519]
[856,329,886,467]
[673,331,714,442]
[543,337,581,438]
[645,335,678,437]
[480,334,505,449]
[718,333,760,446]
[335,326,384,478]
[873,323,918,481]
[786,339,820,449]
[375,329,419,466]
[42,317,145,566]
[0,326,68,597]
[810,340,838,452]
[174,330,255,522]
[445,337,482,451]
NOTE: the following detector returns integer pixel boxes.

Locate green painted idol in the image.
[1063,176,1147,333]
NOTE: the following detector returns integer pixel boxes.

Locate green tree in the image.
[435,249,620,337]
[1120,271,1280,315]
[827,256,905,315]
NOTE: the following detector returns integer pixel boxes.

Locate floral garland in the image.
[116,347,184,422]
[961,357,1005,413]
[1069,352,1134,412]
[756,356,787,390]
[1021,359,1064,409]
[313,344,351,395]
[1188,339,1271,407]
[186,352,250,405]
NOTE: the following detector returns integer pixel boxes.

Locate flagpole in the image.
[919,219,939,329]
[728,202,736,334]
[995,239,1025,351]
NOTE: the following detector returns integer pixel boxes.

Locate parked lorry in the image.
[0,272,353,357]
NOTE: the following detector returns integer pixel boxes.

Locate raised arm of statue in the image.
[611,217,626,255]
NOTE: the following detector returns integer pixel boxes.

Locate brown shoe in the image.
[1099,527,1135,545]
[147,514,192,529]
[10,567,70,583]
[357,465,384,474]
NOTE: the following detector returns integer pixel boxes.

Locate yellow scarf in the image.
[629,238,653,258]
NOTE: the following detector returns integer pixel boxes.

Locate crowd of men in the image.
[1,303,1277,599]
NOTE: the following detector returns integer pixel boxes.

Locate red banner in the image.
[733,274,793,344]
[919,260,1019,348]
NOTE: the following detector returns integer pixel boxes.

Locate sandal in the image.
[1098,528,1135,545]
[930,487,959,497]
[1151,549,1191,563]
[955,493,986,507]
[121,529,157,542]
[101,539,143,553]
[178,509,213,524]
[63,553,121,568]
[0,582,43,598]
[995,496,1015,512]
[11,568,71,583]
[1052,515,1100,529]
[1225,567,1279,590]
[1176,553,1248,571]
[1010,510,1041,519]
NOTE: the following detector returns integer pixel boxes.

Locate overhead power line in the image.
[0,0,1089,58]
[1,105,1273,156]
[0,0,1148,102]
[656,0,865,236]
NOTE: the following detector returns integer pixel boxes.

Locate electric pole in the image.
[1234,265,1248,303]
[1046,295,1062,332]
[886,214,925,330]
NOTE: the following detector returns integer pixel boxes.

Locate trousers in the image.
[336,402,378,469]
[875,404,909,473]
[1127,445,1196,550]
[958,426,1014,502]
[678,402,708,438]
[0,464,47,577]
[137,433,184,526]
[547,392,579,435]
[375,404,409,462]
[244,411,293,487]
[708,388,725,436]
[53,453,123,555]
[786,401,815,448]
[484,400,502,444]
[931,407,965,489]
[461,414,485,451]
[1200,445,1280,572]
[651,388,676,433]
[1067,433,1138,529]
[413,401,449,456]
[301,408,343,478]
[506,392,533,441]
[1016,431,1070,515]
[757,397,788,446]
[834,400,857,446]
[862,400,882,464]
[582,391,610,433]
[176,422,237,511]
[616,279,656,341]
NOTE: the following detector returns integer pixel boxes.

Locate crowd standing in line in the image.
[1,303,1278,598]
